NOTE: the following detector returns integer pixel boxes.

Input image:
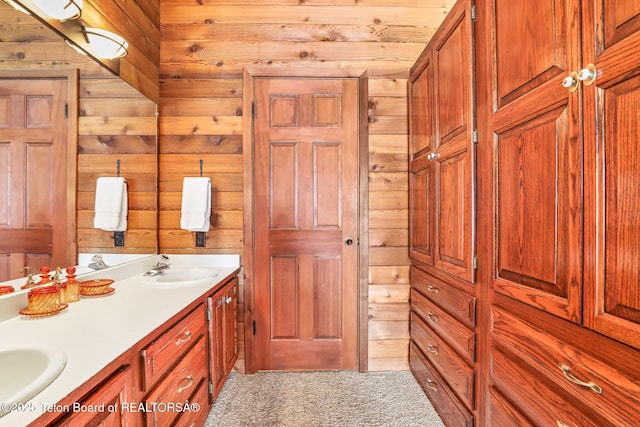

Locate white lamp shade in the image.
[32,0,82,21]
[84,27,128,59]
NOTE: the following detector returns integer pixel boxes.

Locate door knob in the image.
[578,63,597,86]
[344,237,354,246]
[562,72,579,93]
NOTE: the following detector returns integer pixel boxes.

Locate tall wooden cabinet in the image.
[408,0,477,425]
[412,0,640,425]
[474,0,640,425]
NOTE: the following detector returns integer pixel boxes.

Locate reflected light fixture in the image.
[31,0,82,22]
[3,0,31,14]
[83,27,128,59]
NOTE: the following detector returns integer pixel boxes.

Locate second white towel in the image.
[180,177,211,232]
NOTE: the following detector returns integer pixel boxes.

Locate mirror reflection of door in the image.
[0,77,75,281]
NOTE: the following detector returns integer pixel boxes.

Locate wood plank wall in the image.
[159,0,455,371]
[0,4,158,258]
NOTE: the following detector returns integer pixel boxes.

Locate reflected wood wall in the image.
[159,0,455,371]
[0,5,158,258]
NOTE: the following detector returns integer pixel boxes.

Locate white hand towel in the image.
[180,177,211,232]
[94,177,128,231]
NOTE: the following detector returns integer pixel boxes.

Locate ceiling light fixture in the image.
[83,27,128,59]
[31,0,82,22]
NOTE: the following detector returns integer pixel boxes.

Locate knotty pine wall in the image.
[0,4,158,257]
[159,0,455,371]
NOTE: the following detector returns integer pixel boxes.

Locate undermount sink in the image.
[0,344,66,417]
[143,267,220,287]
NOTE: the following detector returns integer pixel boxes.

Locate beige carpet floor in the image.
[204,370,445,427]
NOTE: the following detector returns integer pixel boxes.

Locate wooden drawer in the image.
[141,305,206,391]
[411,312,474,408]
[488,387,533,427]
[411,266,476,328]
[55,366,133,427]
[411,288,475,361]
[172,376,210,427]
[492,307,640,426]
[491,347,600,427]
[144,336,208,427]
[410,343,473,427]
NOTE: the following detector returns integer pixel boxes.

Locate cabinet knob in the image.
[225,296,232,304]
[427,343,439,355]
[562,72,580,92]
[578,63,597,86]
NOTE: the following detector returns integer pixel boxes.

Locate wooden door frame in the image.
[0,69,79,268]
[242,67,369,373]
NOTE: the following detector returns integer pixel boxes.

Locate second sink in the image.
[142,267,220,287]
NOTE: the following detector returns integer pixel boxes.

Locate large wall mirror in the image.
[0,2,158,281]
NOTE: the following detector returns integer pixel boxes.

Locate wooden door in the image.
[253,78,358,370]
[0,78,71,281]
[583,1,640,349]
[409,0,475,283]
[432,0,475,282]
[409,51,435,267]
[490,0,583,322]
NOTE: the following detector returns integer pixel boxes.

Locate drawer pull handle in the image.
[428,312,439,323]
[557,421,570,427]
[427,344,439,356]
[176,330,192,345]
[427,285,439,294]
[177,375,194,393]
[426,379,438,392]
[558,363,602,394]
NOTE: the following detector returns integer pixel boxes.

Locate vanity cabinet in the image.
[208,276,238,400]
[475,0,640,424]
[140,304,209,426]
[140,305,207,393]
[143,336,208,426]
[54,365,134,427]
[408,0,477,425]
[24,271,240,427]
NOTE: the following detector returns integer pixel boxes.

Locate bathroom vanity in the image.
[0,254,240,426]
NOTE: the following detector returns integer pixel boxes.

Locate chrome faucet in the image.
[144,255,171,276]
[88,255,109,271]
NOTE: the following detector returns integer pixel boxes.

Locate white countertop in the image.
[0,254,240,426]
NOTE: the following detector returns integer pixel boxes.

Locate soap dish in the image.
[78,279,114,296]
[20,303,69,319]
[80,287,115,297]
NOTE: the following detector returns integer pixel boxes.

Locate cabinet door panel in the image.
[409,52,434,159]
[494,105,582,322]
[409,155,434,266]
[435,8,470,148]
[490,0,581,322]
[436,148,473,281]
[493,0,579,108]
[584,5,640,349]
[600,0,640,49]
